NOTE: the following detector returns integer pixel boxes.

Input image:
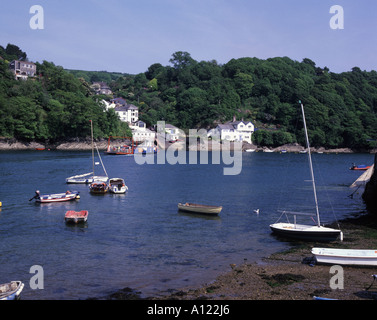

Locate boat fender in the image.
[340,231,343,242]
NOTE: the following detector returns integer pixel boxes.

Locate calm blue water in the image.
[0,150,371,299]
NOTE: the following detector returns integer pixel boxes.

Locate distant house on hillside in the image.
[91,82,112,95]
[114,104,138,123]
[208,120,255,144]
[9,60,36,80]
[101,97,139,124]
[111,97,127,106]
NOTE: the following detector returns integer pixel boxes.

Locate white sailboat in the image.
[270,101,343,242]
[66,120,108,184]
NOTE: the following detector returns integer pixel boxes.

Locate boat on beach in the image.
[65,210,88,224]
[270,101,343,242]
[109,178,128,194]
[30,190,80,203]
[178,202,222,215]
[312,248,377,266]
[0,281,24,300]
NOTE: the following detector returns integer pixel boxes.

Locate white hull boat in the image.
[312,248,377,266]
[66,172,108,184]
[270,101,342,242]
[66,120,108,184]
[0,281,24,300]
[270,222,342,242]
[109,178,128,194]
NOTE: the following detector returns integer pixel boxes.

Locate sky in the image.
[1,0,377,74]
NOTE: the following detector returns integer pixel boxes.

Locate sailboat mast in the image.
[90,120,95,177]
[299,101,321,227]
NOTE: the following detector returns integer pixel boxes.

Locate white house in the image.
[101,98,139,124]
[209,121,255,144]
[130,121,156,142]
[164,124,185,142]
[114,104,138,123]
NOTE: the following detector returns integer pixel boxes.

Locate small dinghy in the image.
[178,202,222,215]
[0,281,24,300]
[312,248,377,266]
[65,210,88,224]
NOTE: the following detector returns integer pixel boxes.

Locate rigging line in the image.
[311,154,341,229]
[276,106,302,213]
[94,142,108,177]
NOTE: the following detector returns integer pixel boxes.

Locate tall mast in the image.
[90,120,95,178]
[299,100,321,227]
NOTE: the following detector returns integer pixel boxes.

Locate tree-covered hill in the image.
[1,43,377,150]
[0,44,131,142]
[110,52,377,150]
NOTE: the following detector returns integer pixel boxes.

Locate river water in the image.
[0,150,371,299]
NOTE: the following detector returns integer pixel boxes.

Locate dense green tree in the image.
[3,45,377,150]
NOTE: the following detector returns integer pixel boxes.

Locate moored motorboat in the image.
[0,281,24,300]
[312,248,377,266]
[65,210,88,224]
[89,181,109,194]
[30,190,80,203]
[178,202,222,215]
[109,178,128,194]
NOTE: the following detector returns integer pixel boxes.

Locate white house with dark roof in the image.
[114,104,138,123]
[209,121,255,144]
[101,98,139,124]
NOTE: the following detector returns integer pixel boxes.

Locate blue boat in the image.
[0,281,24,300]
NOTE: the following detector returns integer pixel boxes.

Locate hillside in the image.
[0,44,131,142]
[108,51,377,150]
[1,44,377,150]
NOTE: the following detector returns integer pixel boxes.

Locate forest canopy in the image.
[1,44,377,150]
[110,52,377,150]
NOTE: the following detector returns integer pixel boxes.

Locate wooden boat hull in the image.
[65,210,88,224]
[270,223,342,242]
[178,203,222,215]
[0,281,24,300]
[36,192,80,203]
[312,248,377,266]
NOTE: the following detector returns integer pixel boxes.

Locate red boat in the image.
[65,210,88,224]
[350,164,372,171]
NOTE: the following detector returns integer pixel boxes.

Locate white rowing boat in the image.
[312,248,377,266]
